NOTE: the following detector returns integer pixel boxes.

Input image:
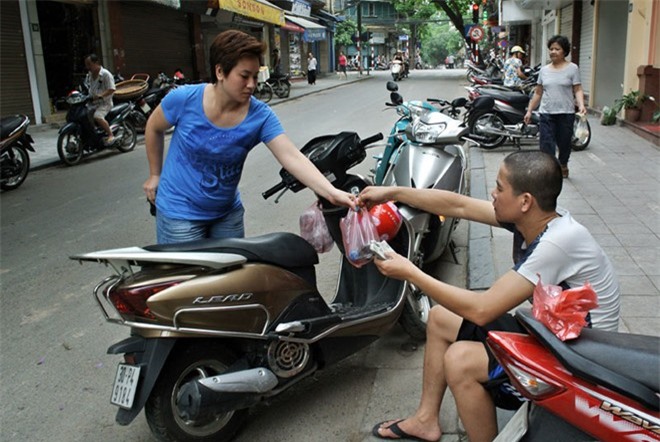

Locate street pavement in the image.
[22,69,659,441]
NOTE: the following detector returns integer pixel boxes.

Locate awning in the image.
[207,0,285,26]
[282,20,305,33]
[285,15,326,42]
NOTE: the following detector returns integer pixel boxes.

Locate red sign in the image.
[469,26,484,42]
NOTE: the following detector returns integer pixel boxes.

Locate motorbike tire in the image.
[253,83,273,103]
[272,80,290,98]
[399,287,432,341]
[571,118,591,151]
[129,109,147,133]
[145,343,249,442]
[57,132,84,166]
[115,120,137,153]
[469,112,507,149]
[0,145,30,191]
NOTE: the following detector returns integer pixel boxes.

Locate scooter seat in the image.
[479,89,529,107]
[106,103,131,122]
[144,232,319,268]
[0,115,28,139]
[516,308,660,411]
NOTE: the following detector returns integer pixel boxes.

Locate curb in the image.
[467,146,496,290]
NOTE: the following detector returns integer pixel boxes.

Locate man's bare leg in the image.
[374,305,462,441]
[95,117,113,139]
[445,341,498,442]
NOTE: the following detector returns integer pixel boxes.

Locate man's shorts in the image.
[456,313,529,410]
[92,102,112,120]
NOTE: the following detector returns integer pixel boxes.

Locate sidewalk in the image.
[467,117,660,336]
[27,71,372,170]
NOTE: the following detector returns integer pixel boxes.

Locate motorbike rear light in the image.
[109,280,182,319]
[503,363,564,400]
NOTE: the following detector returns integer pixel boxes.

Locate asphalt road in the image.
[0,70,469,442]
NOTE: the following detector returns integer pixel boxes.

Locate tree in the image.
[335,19,358,49]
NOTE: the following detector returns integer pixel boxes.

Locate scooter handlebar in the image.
[359,133,384,148]
[262,181,286,200]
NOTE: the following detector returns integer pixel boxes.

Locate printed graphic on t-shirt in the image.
[181,132,248,195]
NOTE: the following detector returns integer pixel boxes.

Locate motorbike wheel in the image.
[272,80,290,98]
[253,83,273,103]
[115,120,137,153]
[571,118,591,151]
[399,287,432,341]
[469,112,507,149]
[57,132,84,166]
[145,343,248,442]
[0,145,30,191]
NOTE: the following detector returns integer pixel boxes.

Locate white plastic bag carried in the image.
[575,113,589,138]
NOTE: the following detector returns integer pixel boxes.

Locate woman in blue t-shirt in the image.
[143,30,355,244]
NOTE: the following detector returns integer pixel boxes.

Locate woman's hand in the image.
[326,188,357,211]
[577,105,587,116]
[358,186,393,209]
[373,250,417,281]
[143,175,160,203]
[523,111,532,125]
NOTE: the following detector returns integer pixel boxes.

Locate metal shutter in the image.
[0,0,34,120]
[579,1,594,96]
[559,4,573,62]
[120,1,193,79]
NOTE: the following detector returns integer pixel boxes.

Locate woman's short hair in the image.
[209,30,265,84]
[503,151,562,212]
[547,35,571,57]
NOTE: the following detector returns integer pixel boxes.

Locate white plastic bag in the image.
[575,113,589,138]
[299,201,334,253]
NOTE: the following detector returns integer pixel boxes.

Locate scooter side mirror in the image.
[451,97,468,108]
[390,92,403,106]
[386,81,399,92]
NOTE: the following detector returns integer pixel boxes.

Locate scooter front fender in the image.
[108,336,176,425]
[58,122,79,136]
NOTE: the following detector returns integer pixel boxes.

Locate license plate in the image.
[110,363,141,409]
[493,401,528,442]
[140,103,151,113]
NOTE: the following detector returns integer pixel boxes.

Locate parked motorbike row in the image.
[464,65,591,151]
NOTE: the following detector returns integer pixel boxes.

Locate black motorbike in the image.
[57,90,137,166]
[127,73,176,133]
[0,114,35,191]
[266,72,291,98]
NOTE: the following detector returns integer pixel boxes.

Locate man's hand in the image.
[373,250,417,280]
[358,186,394,209]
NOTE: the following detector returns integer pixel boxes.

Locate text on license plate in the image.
[111,363,141,409]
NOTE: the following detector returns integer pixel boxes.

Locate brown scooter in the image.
[72,132,441,442]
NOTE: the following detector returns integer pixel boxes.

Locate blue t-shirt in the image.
[157,84,284,220]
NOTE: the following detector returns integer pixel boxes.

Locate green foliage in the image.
[420,21,465,65]
[335,19,358,48]
[615,90,647,110]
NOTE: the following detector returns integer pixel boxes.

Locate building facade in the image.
[0,0,338,125]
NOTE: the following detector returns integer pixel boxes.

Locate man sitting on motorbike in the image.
[84,54,116,145]
[360,150,620,442]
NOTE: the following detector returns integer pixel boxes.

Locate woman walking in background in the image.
[524,35,586,178]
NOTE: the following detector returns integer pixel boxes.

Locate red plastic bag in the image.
[339,206,379,268]
[532,275,599,341]
[299,201,334,253]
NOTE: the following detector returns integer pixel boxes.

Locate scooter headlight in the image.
[412,120,447,143]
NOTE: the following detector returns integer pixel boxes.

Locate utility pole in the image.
[356,0,362,75]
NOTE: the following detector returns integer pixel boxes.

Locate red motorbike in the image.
[488,308,659,441]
